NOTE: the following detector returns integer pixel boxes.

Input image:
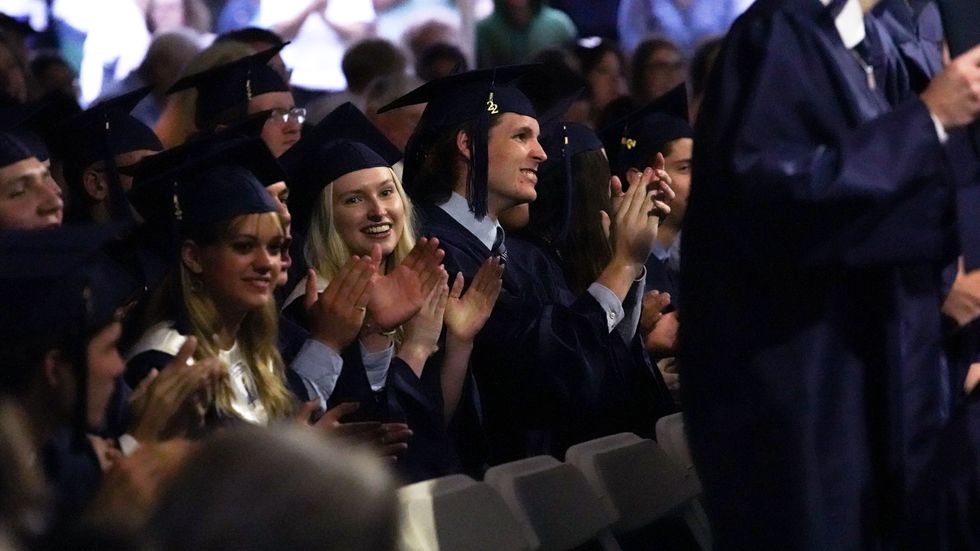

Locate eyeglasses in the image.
[268,107,306,125]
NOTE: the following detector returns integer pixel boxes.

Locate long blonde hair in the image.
[304,167,417,282]
[180,212,293,419]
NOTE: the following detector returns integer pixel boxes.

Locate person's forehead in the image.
[249,91,295,111]
[333,166,393,193]
[495,112,540,133]
[0,157,44,182]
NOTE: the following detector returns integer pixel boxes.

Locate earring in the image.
[190,276,204,293]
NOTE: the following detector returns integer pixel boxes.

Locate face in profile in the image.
[331,166,405,258]
[485,112,546,215]
[86,320,126,428]
[0,157,64,231]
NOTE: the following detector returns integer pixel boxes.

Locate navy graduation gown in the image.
[417,202,675,468]
[280,293,450,482]
[679,1,953,548]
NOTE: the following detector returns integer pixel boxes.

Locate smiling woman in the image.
[127,138,294,428]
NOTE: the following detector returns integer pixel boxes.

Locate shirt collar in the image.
[822,0,866,48]
[437,192,501,251]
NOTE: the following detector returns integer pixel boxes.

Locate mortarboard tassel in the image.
[557,126,574,244]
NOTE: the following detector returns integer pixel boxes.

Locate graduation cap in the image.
[58,86,163,170]
[167,44,289,130]
[0,223,135,434]
[599,83,692,181]
[0,100,61,161]
[279,102,402,234]
[536,122,605,243]
[378,65,539,219]
[0,130,33,168]
[128,135,281,241]
[53,87,163,223]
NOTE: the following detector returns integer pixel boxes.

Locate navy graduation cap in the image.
[54,86,163,222]
[0,130,34,168]
[378,65,539,219]
[58,86,163,171]
[279,102,402,234]
[537,122,605,242]
[0,97,80,162]
[167,44,289,130]
[600,83,692,181]
[128,135,281,241]
[0,223,137,435]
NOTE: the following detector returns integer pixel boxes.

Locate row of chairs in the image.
[398,413,712,551]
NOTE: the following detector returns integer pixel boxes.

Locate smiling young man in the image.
[604,83,692,299]
[0,132,63,232]
[379,67,677,470]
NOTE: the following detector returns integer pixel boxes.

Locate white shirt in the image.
[127,321,270,426]
[257,0,375,91]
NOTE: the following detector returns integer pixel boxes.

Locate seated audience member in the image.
[0,224,151,531]
[364,72,425,156]
[378,66,676,468]
[415,42,467,82]
[97,30,202,128]
[126,135,410,460]
[58,88,164,224]
[28,51,78,102]
[0,131,62,231]
[148,424,399,551]
[153,40,255,148]
[167,44,303,158]
[214,26,290,83]
[475,0,577,68]
[573,38,627,128]
[603,84,692,300]
[0,226,206,531]
[0,34,29,104]
[519,119,679,415]
[686,36,723,123]
[629,37,685,105]
[126,137,298,428]
[401,18,461,67]
[307,37,408,123]
[281,103,497,480]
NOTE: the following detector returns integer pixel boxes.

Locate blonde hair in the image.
[305,167,417,282]
[154,41,255,148]
[176,212,294,420]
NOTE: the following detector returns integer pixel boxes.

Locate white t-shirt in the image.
[257,0,375,91]
[127,321,270,426]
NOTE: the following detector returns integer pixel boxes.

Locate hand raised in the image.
[369,237,446,331]
[445,256,504,342]
[306,253,377,351]
[128,337,225,442]
[613,167,671,266]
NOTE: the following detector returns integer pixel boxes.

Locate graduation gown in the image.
[281,290,450,482]
[678,1,954,548]
[418,202,675,469]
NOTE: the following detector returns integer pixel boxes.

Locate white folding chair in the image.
[398,474,534,551]
[484,455,621,551]
[565,432,711,550]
